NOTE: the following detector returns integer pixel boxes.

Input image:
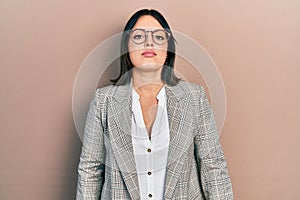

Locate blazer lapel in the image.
[108,83,140,200]
[163,83,195,199]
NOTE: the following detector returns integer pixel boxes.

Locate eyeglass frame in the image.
[128,28,171,45]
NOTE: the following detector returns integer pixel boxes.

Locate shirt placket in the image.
[146,89,164,199]
[146,138,154,199]
[132,85,166,200]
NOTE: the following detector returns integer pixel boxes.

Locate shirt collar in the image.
[131,78,165,101]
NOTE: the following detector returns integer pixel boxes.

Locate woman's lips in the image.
[141,50,157,57]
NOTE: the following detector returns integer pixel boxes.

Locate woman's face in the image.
[128,15,168,70]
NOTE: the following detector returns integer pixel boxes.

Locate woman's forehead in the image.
[131,27,164,31]
[133,15,163,29]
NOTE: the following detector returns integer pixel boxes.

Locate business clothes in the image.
[76,79,234,200]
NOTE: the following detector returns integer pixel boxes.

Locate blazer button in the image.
[147,148,151,153]
[147,171,152,175]
[148,194,153,198]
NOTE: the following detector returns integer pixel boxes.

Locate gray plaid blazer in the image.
[76,80,234,200]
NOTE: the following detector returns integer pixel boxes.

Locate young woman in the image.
[76,9,233,200]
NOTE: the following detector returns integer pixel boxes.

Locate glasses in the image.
[129,28,171,45]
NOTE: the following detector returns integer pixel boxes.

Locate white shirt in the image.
[131,82,170,200]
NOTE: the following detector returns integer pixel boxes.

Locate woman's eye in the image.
[155,35,165,40]
[133,34,144,39]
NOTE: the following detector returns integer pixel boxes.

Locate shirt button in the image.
[147,148,151,153]
[147,171,152,175]
[148,194,153,198]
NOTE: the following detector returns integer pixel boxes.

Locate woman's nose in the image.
[144,34,154,47]
[145,42,154,47]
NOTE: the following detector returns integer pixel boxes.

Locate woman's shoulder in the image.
[176,80,209,109]
[176,79,206,96]
[94,84,119,99]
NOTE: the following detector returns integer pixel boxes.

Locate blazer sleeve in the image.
[76,89,106,200]
[194,85,234,200]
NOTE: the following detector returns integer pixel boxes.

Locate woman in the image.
[76,9,233,200]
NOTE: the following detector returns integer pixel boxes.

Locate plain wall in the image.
[1,0,299,199]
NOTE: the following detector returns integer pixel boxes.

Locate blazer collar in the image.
[111,80,186,103]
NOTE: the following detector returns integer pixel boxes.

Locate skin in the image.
[128,15,168,138]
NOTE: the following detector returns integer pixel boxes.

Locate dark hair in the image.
[110,9,181,86]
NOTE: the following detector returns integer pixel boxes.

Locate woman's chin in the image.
[134,63,163,71]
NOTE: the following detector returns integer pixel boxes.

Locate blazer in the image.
[76,79,234,200]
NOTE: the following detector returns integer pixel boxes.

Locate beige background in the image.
[1,0,300,199]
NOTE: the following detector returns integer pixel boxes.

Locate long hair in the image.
[110,9,181,86]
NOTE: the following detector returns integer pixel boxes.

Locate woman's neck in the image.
[132,69,164,95]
